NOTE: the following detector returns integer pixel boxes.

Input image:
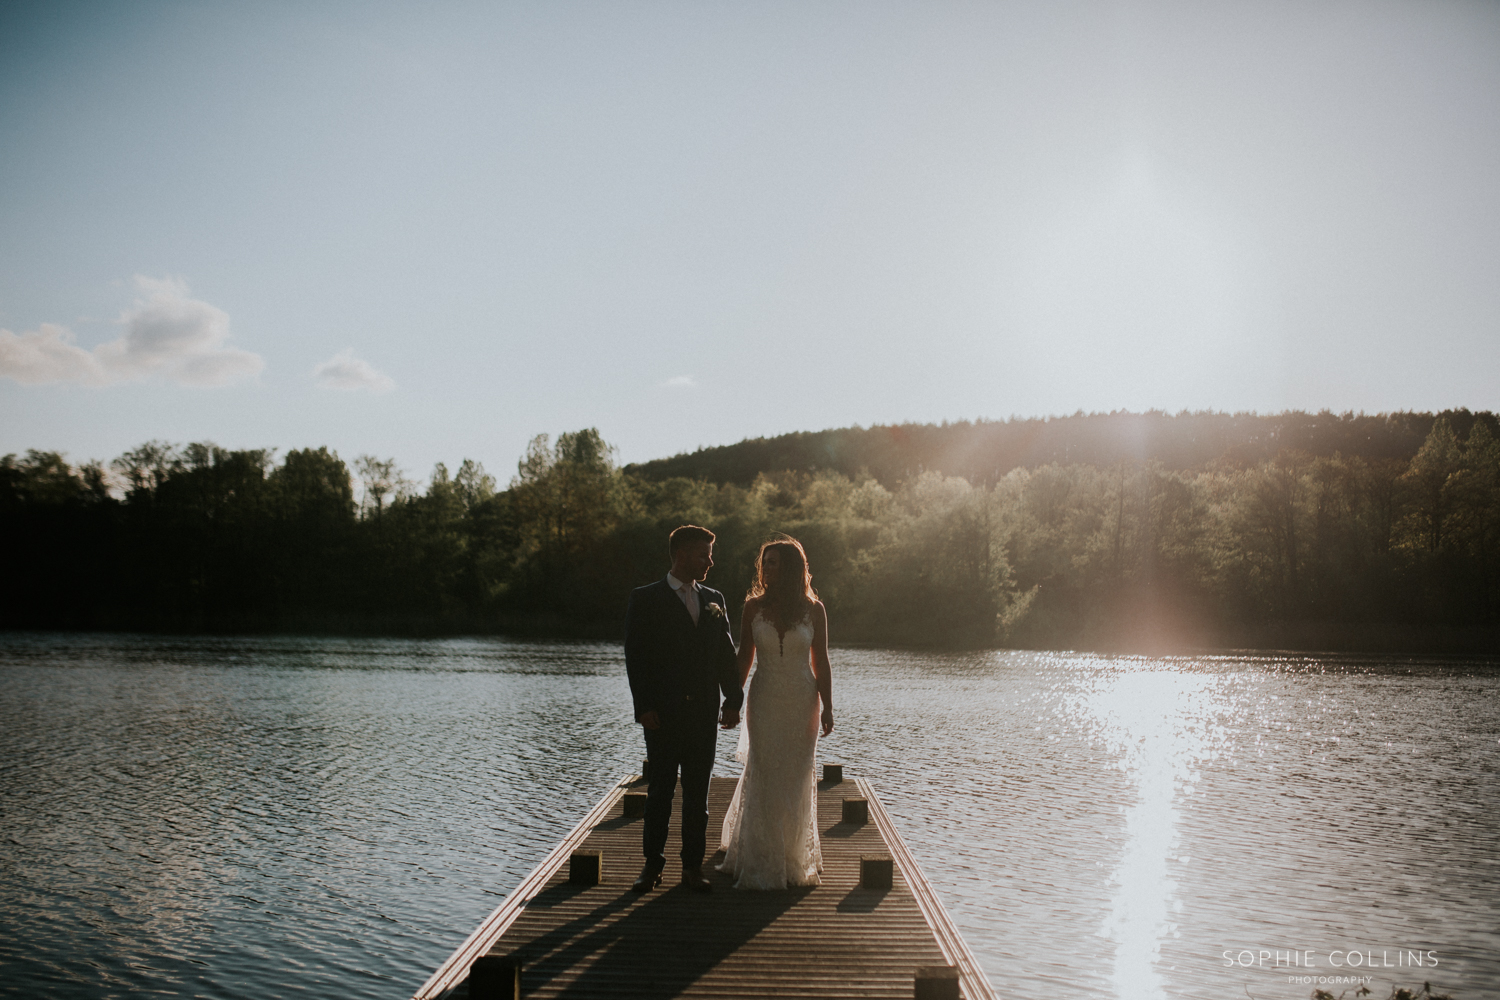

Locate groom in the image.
[624,524,743,893]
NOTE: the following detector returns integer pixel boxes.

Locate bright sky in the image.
[2,1,1497,480]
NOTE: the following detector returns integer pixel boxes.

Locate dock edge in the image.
[858,776,1001,1000]
[411,777,633,1000]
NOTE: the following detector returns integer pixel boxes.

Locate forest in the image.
[3,410,1498,652]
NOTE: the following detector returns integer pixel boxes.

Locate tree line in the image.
[3,412,1498,651]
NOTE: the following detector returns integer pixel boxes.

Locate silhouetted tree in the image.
[1402,418,1463,552]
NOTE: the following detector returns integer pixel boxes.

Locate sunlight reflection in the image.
[1072,665,1232,1000]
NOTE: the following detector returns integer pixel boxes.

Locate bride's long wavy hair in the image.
[746,537,817,628]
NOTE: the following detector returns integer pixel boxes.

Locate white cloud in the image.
[313,349,394,391]
[660,374,697,388]
[0,276,263,387]
[0,323,111,385]
[107,276,264,386]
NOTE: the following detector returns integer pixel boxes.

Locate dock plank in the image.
[417,773,998,1000]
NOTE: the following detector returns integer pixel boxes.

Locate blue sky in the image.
[2,1,1497,482]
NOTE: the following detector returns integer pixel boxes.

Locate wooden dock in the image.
[413,768,998,1000]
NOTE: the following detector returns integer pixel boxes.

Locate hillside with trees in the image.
[3,410,1498,652]
[625,410,1487,486]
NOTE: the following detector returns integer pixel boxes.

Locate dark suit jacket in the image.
[624,578,743,727]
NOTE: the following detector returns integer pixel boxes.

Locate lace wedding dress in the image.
[717,610,823,889]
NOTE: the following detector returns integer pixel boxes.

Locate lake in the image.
[1,633,1495,999]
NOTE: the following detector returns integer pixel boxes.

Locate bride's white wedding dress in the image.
[717,609,822,889]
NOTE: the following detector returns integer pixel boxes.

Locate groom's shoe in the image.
[681,866,712,893]
[630,863,664,893]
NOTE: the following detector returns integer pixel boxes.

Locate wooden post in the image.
[822,763,843,783]
[842,797,869,825]
[468,954,521,1000]
[914,964,960,1000]
[641,758,650,779]
[622,792,647,818]
[568,850,601,886]
[860,854,893,890]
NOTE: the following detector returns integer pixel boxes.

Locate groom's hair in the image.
[668,524,716,554]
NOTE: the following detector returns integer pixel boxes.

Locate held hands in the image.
[642,708,741,730]
[820,705,834,737]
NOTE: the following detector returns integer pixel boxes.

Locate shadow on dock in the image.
[417,769,999,1000]
[509,884,809,998]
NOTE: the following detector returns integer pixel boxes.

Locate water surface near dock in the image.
[1,633,1495,999]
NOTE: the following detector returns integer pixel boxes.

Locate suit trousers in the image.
[642,716,717,870]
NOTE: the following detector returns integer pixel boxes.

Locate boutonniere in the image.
[704,602,726,621]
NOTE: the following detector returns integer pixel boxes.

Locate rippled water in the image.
[1,634,1495,1000]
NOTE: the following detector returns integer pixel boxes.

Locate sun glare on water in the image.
[1069,665,1234,1000]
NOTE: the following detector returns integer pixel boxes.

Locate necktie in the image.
[679,584,699,625]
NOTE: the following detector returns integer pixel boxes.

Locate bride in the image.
[717,538,835,890]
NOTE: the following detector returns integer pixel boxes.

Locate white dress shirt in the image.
[666,571,700,625]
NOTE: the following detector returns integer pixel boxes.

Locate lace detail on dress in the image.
[717,611,822,890]
[762,603,811,656]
